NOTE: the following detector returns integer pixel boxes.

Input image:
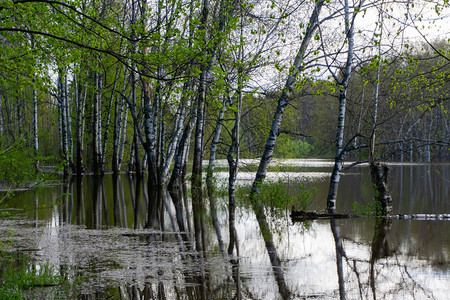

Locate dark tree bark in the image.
[370,162,392,215]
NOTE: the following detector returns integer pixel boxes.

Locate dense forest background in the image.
[0,0,449,188]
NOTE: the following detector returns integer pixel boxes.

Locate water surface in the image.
[1,161,448,299]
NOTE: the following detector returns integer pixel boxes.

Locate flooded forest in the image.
[1,0,449,299]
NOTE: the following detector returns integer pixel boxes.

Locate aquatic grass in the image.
[235,179,318,215]
[0,251,65,300]
[0,233,80,299]
[352,199,383,216]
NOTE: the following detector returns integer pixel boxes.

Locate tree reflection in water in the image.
[2,167,449,299]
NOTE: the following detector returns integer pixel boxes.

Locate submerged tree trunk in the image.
[206,96,228,255]
[326,0,356,213]
[227,96,240,256]
[250,0,324,199]
[368,14,392,216]
[228,15,244,254]
[370,162,392,215]
[370,218,392,299]
[190,0,211,242]
[330,219,347,300]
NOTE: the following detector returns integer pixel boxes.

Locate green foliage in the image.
[237,179,318,214]
[0,140,40,187]
[352,199,383,216]
[0,138,56,207]
[0,232,80,299]
[0,260,62,300]
[275,138,314,158]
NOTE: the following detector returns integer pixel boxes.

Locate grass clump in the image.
[0,232,77,299]
[0,260,63,299]
[352,200,383,216]
[237,179,318,214]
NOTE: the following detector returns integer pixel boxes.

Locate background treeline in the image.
[0,0,449,187]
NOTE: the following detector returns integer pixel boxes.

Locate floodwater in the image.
[0,160,449,299]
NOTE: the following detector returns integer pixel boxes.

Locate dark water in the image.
[0,161,449,299]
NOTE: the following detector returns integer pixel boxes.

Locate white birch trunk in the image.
[250,0,325,199]
[74,73,84,175]
[370,12,383,163]
[97,74,102,173]
[93,72,101,175]
[102,67,120,174]
[326,0,356,213]
[160,101,187,185]
[206,97,229,180]
[64,74,74,173]
[118,99,128,170]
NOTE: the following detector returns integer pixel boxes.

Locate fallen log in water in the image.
[290,210,355,220]
[290,210,450,222]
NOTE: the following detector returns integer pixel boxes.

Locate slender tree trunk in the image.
[112,72,129,175]
[228,14,244,255]
[206,96,228,182]
[102,66,120,174]
[59,71,69,177]
[74,73,85,175]
[191,0,210,224]
[326,0,355,213]
[331,219,346,300]
[370,162,392,215]
[128,135,136,173]
[16,92,22,135]
[370,218,392,299]
[160,100,187,185]
[112,84,121,175]
[168,106,196,190]
[97,74,103,173]
[369,12,382,164]
[354,85,364,156]
[0,96,3,146]
[227,91,241,256]
[32,74,38,170]
[142,82,158,185]
[64,74,74,173]
[168,1,195,190]
[250,0,325,199]
[93,72,101,175]
[118,97,128,171]
[367,14,392,216]
[192,0,238,216]
[205,96,228,256]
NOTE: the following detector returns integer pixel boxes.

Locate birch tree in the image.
[325,0,360,213]
[249,0,325,200]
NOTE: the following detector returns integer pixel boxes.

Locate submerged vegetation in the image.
[0,232,77,299]
[238,180,318,213]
